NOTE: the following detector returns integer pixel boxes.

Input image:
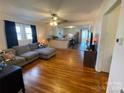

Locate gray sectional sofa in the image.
[4,43,56,66]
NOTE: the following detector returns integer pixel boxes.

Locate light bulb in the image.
[53,16,58,20]
[53,21,58,26]
[50,22,53,26]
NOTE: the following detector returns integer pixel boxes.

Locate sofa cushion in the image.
[29,43,39,50]
[13,45,31,55]
[35,47,56,56]
[3,49,16,55]
[2,49,16,62]
[14,56,26,64]
[6,56,25,65]
[20,51,39,61]
[2,51,16,62]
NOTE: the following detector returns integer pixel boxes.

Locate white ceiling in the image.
[0,0,103,22]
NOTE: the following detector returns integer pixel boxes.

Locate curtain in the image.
[31,25,38,43]
[4,20,18,48]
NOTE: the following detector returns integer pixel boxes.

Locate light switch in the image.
[116,38,124,45]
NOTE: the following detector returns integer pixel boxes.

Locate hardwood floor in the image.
[22,49,108,93]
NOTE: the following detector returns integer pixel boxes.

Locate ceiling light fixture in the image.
[53,21,58,26]
[53,16,58,21]
[50,14,58,26]
[50,21,53,26]
[69,26,74,28]
[50,21,58,26]
[65,26,75,28]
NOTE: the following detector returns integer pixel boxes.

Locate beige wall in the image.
[36,22,47,42]
[0,20,6,49]
[0,14,35,49]
[0,13,50,48]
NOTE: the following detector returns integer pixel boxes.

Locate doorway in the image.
[80,28,91,51]
[98,2,121,72]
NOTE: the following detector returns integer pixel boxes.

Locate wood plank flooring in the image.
[22,49,108,93]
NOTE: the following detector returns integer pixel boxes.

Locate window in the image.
[15,24,32,40]
[25,26,32,40]
[16,25,22,40]
[15,23,33,46]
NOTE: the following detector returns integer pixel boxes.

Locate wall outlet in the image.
[120,89,124,93]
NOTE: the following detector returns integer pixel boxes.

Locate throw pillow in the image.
[2,51,15,62]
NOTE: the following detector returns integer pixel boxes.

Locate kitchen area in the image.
[47,26,80,49]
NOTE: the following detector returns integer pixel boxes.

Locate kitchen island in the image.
[49,39,70,49]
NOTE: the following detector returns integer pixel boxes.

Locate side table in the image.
[83,50,97,68]
[0,65,25,93]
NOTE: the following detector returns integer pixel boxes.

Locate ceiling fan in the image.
[41,13,69,26]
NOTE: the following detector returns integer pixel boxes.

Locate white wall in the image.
[107,0,124,93]
[50,27,64,38]
[64,28,80,35]
[38,20,94,39]
[94,0,124,92]
[99,4,120,73]
[55,27,64,38]
[95,0,120,72]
